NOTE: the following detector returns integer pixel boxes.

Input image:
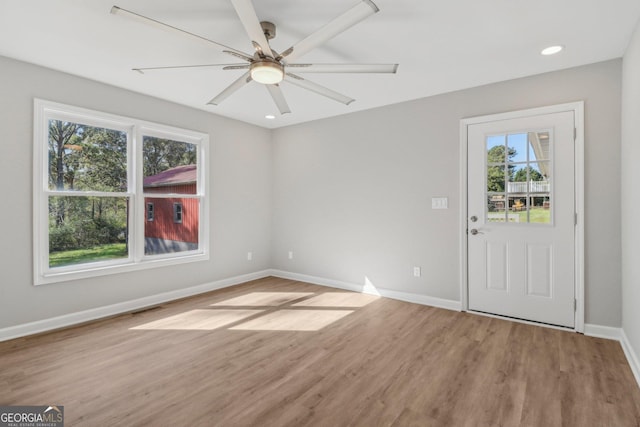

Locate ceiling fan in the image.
[110,0,398,115]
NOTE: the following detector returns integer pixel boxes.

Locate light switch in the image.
[432,197,448,209]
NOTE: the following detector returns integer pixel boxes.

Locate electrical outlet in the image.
[288,251,294,260]
[413,267,421,277]
[247,252,252,261]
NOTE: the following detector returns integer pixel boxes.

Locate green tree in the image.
[486,145,517,192]
[513,166,544,182]
[48,122,128,254]
[143,137,197,177]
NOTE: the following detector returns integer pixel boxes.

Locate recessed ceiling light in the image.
[541,45,564,56]
[265,114,276,120]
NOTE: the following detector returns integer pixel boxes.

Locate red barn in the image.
[143,164,199,254]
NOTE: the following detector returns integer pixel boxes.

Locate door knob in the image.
[470,229,483,235]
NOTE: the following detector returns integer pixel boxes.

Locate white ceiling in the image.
[1,0,639,129]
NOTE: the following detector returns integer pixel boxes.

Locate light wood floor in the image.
[2,277,639,426]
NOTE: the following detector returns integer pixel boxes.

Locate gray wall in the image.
[0,55,625,331]
[0,56,272,329]
[273,60,622,327]
[622,20,640,362]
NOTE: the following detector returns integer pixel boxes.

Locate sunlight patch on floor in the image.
[292,292,379,308]
[210,292,315,307]
[229,309,354,331]
[130,309,263,330]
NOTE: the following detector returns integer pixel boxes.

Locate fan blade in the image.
[265,84,291,115]
[230,0,274,58]
[280,0,379,63]
[285,73,354,105]
[207,71,252,105]
[223,65,251,70]
[111,6,251,59]
[287,63,398,73]
[223,50,254,62]
[132,63,247,73]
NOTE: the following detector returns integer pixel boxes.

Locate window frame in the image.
[33,99,210,285]
[147,202,154,222]
[173,202,183,224]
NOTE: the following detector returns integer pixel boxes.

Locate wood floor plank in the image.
[1,277,639,426]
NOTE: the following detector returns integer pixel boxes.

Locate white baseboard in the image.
[0,269,272,342]
[584,323,622,340]
[268,269,462,312]
[584,324,640,390]
[620,329,640,389]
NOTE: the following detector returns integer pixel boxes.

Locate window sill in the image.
[35,252,209,286]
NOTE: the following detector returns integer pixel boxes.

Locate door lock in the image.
[470,215,478,222]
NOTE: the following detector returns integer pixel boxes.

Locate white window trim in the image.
[33,99,210,286]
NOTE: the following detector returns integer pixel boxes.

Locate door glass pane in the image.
[507,133,527,163]
[487,165,506,192]
[507,196,525,223]
[509,164,528,194]
[528,162,551,223]
[48,196,129,268]
[486,132,552,225]
[487,195,506,222]
[487,135,506,163]
[529,131,550,161]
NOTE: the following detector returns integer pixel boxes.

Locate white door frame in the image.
[459,102,585,332]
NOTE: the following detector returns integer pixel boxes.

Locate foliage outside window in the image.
[34,99,209,285]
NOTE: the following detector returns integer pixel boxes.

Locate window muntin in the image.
[34,100,209,285]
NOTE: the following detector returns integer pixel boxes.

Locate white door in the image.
[467,111,575,328]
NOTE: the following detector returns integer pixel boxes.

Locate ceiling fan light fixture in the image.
[251,60,284,84]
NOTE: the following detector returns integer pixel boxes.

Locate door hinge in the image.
[574,213,578,225]
[574,299,577,312]
[574,128,577,141]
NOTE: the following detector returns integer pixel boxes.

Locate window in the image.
[34,99,209,285]
[485,131,552,224]
[173,203,183,223]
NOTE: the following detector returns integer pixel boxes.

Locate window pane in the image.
[487,165,506,192]
[507,196,525,223]
[487,135,507,163]
[143,137,197,195]
[48,196,129,268]
[487,195,506,223]
[530,198,552,223]
[529,131,550,161]
[508,164,528,194]
[529,162,551,224]
[48,120,127,192]
[145,197,199,255]
[507,133,528,163]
